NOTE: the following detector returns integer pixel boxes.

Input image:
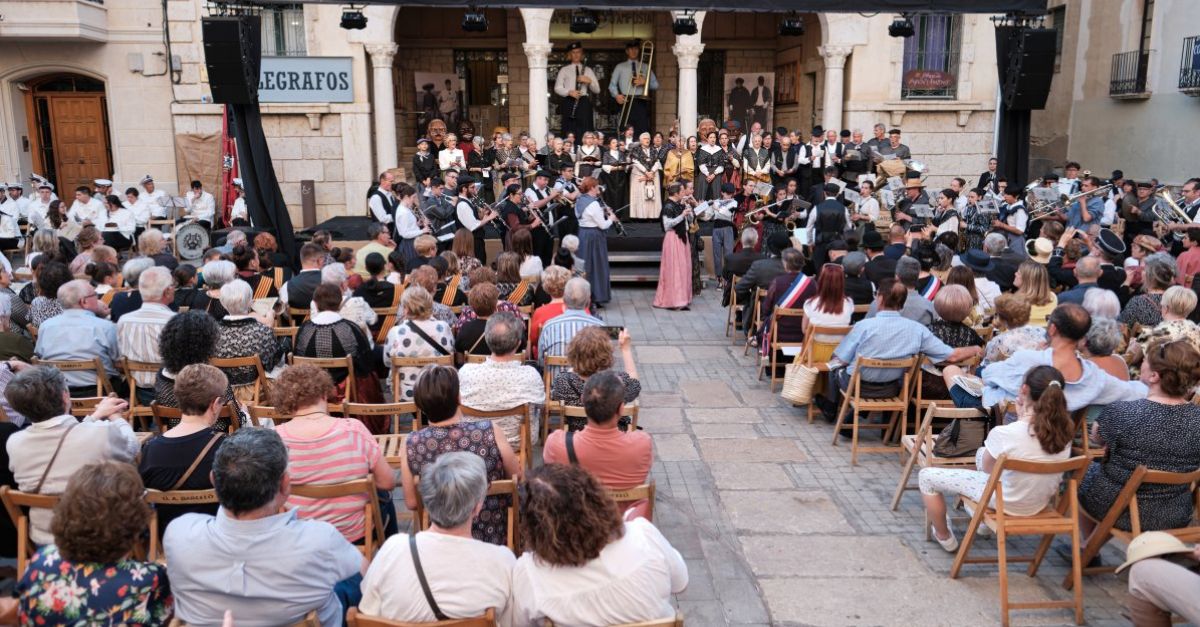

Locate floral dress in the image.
[1118,292,1164,330]
[961,202,991,252]
[982,325,1049,368]
[1124,319,1200,379]
[385,318,453,400]
[18,545,172,626]
[406,420,509,545]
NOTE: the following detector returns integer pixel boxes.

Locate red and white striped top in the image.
[279,418,381,542]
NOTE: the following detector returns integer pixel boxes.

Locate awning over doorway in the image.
[243,0,1047,13]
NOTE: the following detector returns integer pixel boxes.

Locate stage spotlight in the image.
[888,15,915,38]
[672,12,698,36]
[779,14,804,37]
[339,8,367,30]
[570,11,598,34]
[462,7,488,33]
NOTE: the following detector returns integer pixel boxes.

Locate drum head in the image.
[176,223,210,261]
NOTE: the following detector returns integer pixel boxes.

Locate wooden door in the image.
[49,96,109,191]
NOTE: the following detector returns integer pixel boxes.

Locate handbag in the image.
[780,362,819,405]
[932,418,987,458]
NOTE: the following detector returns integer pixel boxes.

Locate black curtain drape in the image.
[229,104,297,266]
[994,25,1031,187]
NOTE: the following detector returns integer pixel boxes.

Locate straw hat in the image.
[1027,237,1054,264]
[1116,531,1194,574]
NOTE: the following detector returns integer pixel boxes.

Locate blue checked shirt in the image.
[833,311,953,382]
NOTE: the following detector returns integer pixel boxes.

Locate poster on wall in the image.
[724,73,774,133]
[414,72,463,131]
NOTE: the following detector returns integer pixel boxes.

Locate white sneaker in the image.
[932,525,959,552]
[975,524,994,538]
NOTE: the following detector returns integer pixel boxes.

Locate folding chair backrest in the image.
[466,352,527,365]
[32,357,111,396]
[290,478,385,559]
[847,355,919,399]
[68,396,103,418]
[607,481,656,520]
[461,404,532,469]
[770,307,806,345]
[249,404,284,426]
[291,355,357,402]
[801,325,851,365]
[344,401,422,435]
[0,487,60,578]
[346,607,497,627]
[390,355,455,400]
[558,404,639,431]
[145,488,219,561]
[373,434,408,469]
[288,306,310,326]
[210,355,268,404]
[151,401,237,434]
[274,326,299,342]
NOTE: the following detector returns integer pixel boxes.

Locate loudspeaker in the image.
[1003,28,1056,110]
[202,16,261,105]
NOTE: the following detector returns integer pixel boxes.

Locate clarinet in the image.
[569,64,582,120]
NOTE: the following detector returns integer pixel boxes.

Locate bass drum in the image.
[175,222,210,261]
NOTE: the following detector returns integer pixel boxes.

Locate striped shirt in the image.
[116,302,176,387]
[278,418,382,542]
[536,308,602,369]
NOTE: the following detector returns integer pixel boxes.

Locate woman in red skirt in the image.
[654,182,695,310]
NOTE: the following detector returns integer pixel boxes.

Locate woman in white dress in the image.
[438,133,466,176]
[628,133,662,219]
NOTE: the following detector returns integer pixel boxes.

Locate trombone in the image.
[617,41,654,130]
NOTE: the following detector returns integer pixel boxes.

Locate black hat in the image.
[1097,228,1126,256]
[625,39,642,49]
[862,230,885,250]
[558,160,575,170]
[505,184,522,196]
[1136,180,1154,189]
[766,232,792,254]
[566,41,583,52]
[720,182,736,195]
[811,126,824,137]
[457,175,477,188]
[1111,169,1124,180]
[961,249,995,273]
[840,129,851,138]
[501,171,520,183]
[422,83,435,91]
[1043,172,1060,181]
[535,170,554,179]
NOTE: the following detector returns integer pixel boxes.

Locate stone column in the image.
[366,42,399,172]
[520,8,554,144]
[818,44,853,133]
[671,11,706,139]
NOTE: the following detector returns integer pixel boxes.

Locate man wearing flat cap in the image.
[555,42,600,140]
[609,40,658,137]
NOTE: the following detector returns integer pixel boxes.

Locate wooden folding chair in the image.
[559,404,639,432]
[291,355,357,403]
[607,481,656,521]
[763,307,805,391]
[1065,465,1200,589]
[912,355,980,418]
[795,325,851,424]
[540,355,571,442]
[973,326,995,342]
[287,306,310,326]
[249,404,284,426]
[210,354,269,405]
[466,351,526,365]
[145,488,219,561]
[31,357,113,396]
[273,325,299,343]
[373,434,408,470]
[68,396,105,418]
[890,403,989,511]
[461,404,532,470]
[950,455,1091,627]
[171,611,319,627]
[390,355,455,401]
[725,274,742,339]
[345,401,422,435]
[413,479,520,553]
[830,355,919,465]
[372,285,406,345]
[0,487,59,578]
[290,478,386,559]
[150,401,238,435]
[543,613,683,627]
[121,358,162,430]
[742,288,765,357]
[346,607,496,627]
[25,324,37,341]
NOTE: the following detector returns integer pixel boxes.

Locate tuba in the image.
[1152,188,1193,241]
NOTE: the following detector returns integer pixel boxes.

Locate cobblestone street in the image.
[598,285,1135,627]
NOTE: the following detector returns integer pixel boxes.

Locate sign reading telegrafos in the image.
[258,56,353,103]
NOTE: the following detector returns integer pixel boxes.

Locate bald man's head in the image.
[1075,255,1101,281]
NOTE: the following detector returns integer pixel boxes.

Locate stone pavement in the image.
[597,285,1135,627]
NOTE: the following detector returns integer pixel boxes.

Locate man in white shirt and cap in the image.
[183,179,216,229]
[554,42,600,142]
[67,185,105,225]
[93,178,114,203]
[230,178,249,226]
[140,175,169,220]
[0,184,22,251]
[26,181,54,229]
[5,181,30,222]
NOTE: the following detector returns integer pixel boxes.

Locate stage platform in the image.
[605,220,715,284]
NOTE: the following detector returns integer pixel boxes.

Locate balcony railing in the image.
[1110,49,1150,97]
[1181,36,1200,94]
